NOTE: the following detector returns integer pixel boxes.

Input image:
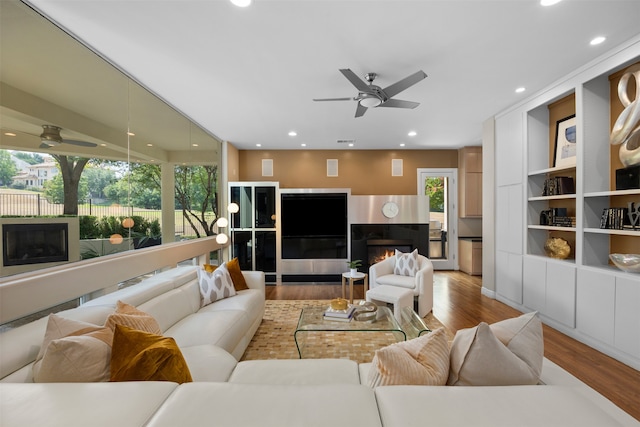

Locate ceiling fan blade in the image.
[355,102,368,118]
[39,142,53,149]
[339,69,371,93]
[63,139,98,148]
[313,97,353,102]
[382,70,427,99]
[379,99,420,109]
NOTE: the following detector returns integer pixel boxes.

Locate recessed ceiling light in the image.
[348,143,354,147]
[408,131,417,137]
[256,143,262,147]
[288,131,297,137]
[540,0,561,6]
[301,143,306,147]
[400,143,406,147]
[590,36,606,45]
[515,87,526,93]
[4,132,16,137]
[192,143,199,147]
[100,143,106,147]
[147,143,153,147]
[230,0,251,6]
[127,132,135,136]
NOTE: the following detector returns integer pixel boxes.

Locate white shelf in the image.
[528,225,576,232]
[528,165,576,177]
[584,227,640,236]
[584,189,640,197]
[528,194,576,201]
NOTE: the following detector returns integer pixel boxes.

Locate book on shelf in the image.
[542,176,575,196]
[324,306,356,319]
[600,207,631,230]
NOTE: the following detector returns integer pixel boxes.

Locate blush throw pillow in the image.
[394,249,419,277]
[104,300,162,335]
[33,302,164,383]
[367,327,450,387]
[110,324,192,384]
[226,257,249,291]
[447,312,543,386]
[33,314,113,382]
[197,263,237,307]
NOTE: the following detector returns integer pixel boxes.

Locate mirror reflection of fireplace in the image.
[2,223,69,266]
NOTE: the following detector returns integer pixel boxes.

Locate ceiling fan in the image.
[38,125,98,149]
[313,69,427,118]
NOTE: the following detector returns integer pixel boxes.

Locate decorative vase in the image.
[350,268,357,277]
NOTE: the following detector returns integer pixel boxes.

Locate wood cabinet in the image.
[459,238,482,275]
[459,146,482,218]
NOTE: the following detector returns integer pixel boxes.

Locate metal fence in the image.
[0,193,212,236]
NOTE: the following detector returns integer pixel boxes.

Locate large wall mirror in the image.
[0,0,222,277]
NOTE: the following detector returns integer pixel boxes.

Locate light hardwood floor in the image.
[265,271,640,422]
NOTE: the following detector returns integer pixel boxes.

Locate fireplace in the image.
[366,239,412,265]
[2,223,69,266]
[351,224,429,273]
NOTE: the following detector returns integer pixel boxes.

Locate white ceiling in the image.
[13,0,640,151]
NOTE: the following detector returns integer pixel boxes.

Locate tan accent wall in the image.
[226,142,240,182]
[237,149,458,195]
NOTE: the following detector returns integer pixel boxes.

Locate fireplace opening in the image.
[366,239,412,266]
[350,223,429,273]
[2,223,69,266]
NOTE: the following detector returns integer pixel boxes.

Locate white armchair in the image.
[368,254,434,317]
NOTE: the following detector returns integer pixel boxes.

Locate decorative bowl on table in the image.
[353,301,378,322]
[609,254,640,273]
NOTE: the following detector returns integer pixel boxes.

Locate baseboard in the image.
[481,287,496,299]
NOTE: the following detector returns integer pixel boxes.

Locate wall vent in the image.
[337,139,355,144]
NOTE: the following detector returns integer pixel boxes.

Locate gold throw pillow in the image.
[110,324,192,384]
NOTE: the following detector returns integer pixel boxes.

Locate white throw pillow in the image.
[447,312,543,386]
[394,249,419,277]
[197,263,236,307]
[367,327,449,387]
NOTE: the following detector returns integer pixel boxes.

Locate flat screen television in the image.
[281,193,347,259]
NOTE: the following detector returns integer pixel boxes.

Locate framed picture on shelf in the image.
[553,114,577,168]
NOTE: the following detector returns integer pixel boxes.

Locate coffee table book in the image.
[324,306,356,321]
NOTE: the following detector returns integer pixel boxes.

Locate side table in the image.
[341,272,368,304]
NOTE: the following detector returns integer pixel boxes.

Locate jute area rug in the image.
[241,300,451,364]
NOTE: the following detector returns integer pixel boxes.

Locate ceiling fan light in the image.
[40,125,63,144]
[359,97,382,108]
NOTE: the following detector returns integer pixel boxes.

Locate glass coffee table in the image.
[294,305,430,359]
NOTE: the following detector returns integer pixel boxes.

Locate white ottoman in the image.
[366,285,414,322]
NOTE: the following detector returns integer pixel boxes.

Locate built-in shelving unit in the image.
[494,40,640,370]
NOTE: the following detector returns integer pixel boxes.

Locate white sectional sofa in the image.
[0,265,265,383]
[1,266,639,427]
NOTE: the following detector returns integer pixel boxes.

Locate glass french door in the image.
[228,182,278,282]
[417,169,458,270]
